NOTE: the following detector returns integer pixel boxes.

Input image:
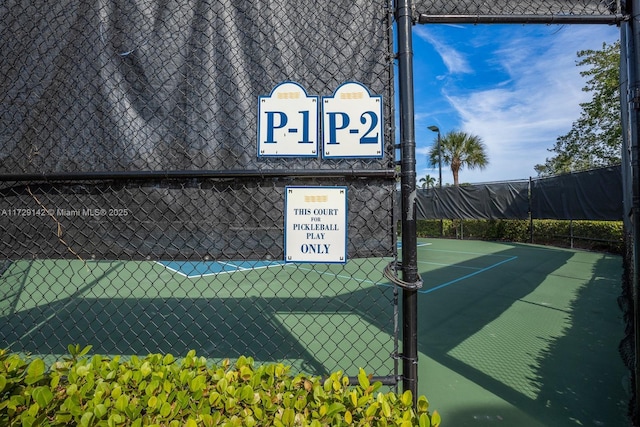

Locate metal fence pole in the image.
[395,0,420,405]
[628,0,640,422]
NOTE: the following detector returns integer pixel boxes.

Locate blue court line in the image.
[419,255,518,294]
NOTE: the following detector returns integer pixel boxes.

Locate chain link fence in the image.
[1,0,635,406]
[0,0,399,382]
[414,0,625,16]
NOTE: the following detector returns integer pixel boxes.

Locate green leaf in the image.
[148,395,158,409]
[28,402,40,417]
[163,353,175,365]
[32,386,54,408]
[140,362,152,378]
[108,413,123,427]
[381,399,391,418]
[365,402,379,418]
[68,344,78,355]
[160,401,172,418]
[225,397,237,412]
[401,390,413,407]
[240,384,254,402]
[349,390,357,407]
[282,408,295,427]
[55,413,74,424]
[294,396,307,412]
[80,411,94,427]
[189,374,206,393]
[94,403,108,419]
[115,395,129,412]
[201,414,214,427]
[20,414,35,427]
[240,365,253,381]
[326,402,346,417]
[431,410,442,427]
[25,359,46,384]
[417,396,429,413]
[357,394,372,407]
[79,345,92,358]
[357,368,370,389]
[419,413,431,427]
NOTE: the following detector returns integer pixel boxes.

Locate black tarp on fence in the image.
[531,165,623,220]
[0,0,396,261]
[414,165,623,221]
[416,181,530,220]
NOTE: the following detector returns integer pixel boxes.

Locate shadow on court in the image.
[0,273,397,378]
[0,239,628,426]
[415,240,627,426]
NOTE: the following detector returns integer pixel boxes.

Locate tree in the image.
[534,41,621,176]
[428,130,489,186]
[418,174,436,189]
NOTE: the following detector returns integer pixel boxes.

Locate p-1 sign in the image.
[258,82,318,158]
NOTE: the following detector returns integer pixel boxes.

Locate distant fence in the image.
[414,166,623,222]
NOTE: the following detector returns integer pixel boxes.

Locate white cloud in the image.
[424,25,619,184]
[414,26,472,75]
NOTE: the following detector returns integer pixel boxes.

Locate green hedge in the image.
[1,345,441,427]
[414,219,623,254]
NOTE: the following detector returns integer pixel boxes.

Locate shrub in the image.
[0,345,441,427]
[414,219,623,254]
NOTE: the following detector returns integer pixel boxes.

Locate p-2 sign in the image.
[258,82,318,157]
[322,82,383,159]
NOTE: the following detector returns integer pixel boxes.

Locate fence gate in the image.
[0,0,400,386]
[409,0,636,422]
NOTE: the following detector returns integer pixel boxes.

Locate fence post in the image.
[529,177,534,244]
[626,1,640,422]
[395,0,420,406]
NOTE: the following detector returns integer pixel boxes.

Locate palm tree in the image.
[418,174,436,189]
[428,130,489,186]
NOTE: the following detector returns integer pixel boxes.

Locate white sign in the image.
[284,186,347,264]
[257,82,318,157]
[322,82,383,159]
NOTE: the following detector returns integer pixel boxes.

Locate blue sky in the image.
[411,23,620,185]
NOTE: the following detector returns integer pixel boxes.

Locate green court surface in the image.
[414,239,627,426]
[0,238,629,425]
[0,254,397,378]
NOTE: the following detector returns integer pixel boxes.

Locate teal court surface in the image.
[412,239,627,426]
[0,238,629,426]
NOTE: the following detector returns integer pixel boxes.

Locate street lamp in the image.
[427,125,442,189]
[428,125,443,237]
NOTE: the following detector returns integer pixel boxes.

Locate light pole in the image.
[428,125,443,236]
[427,125,442,190]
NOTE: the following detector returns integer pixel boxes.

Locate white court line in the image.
[155,261,284,279]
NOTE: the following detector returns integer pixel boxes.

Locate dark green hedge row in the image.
[414,219,624,254]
